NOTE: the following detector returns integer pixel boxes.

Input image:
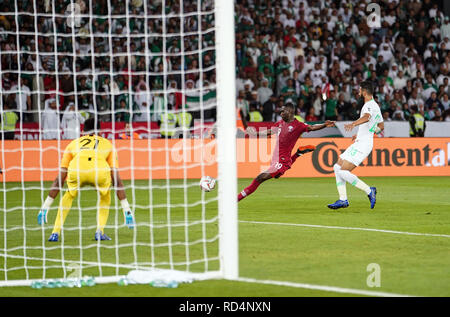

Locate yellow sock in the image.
[52,191,75,234]
[97,190,111,234]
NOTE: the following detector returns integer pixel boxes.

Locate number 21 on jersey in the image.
[80,137,99,150]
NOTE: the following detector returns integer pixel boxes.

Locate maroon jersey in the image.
[271,119,309,166]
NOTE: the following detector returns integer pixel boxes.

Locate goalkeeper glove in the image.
[120,199,135,229]
[38,196,54,225]
[125,211,135,229]
[37,209,48,225]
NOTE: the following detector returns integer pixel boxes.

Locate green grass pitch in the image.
[0,176,449,297]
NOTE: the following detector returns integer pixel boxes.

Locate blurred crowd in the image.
[0,0,215,139]
[1,0,450,140]
[235,0,450,124]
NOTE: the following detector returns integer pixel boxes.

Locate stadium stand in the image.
[1,0,449,140]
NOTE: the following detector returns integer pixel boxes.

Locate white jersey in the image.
[355,99,383,145]
[341,99,383,166]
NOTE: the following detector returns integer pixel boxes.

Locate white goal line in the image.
[235,277,415,297]
[239,220,450,238]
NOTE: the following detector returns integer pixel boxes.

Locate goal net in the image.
[0,0,237,286]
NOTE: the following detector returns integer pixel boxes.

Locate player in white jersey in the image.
[328,81,384,210]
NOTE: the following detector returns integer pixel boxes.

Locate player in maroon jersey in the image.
[238,103,335,202]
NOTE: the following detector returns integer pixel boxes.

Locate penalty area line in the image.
[239,220,450,238]
[236,277,414,297]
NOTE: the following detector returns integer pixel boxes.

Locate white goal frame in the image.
[215,0,238,280]
[0,0,237,287]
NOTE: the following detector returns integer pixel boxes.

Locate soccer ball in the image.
[199,176,216,192]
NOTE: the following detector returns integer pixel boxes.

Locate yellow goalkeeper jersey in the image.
[61,134,119,172]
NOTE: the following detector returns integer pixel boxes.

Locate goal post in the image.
[0,0,238,286]
[215,0,238,280]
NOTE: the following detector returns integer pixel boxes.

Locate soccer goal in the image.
[0,0,237,286]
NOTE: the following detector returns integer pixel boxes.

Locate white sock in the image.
[120,198,131,213]
[338,170,371,195]
[354,179,372,195]
[42,196,54,210]
[333,164,347,200]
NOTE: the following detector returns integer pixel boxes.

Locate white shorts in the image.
[340,141,372,166]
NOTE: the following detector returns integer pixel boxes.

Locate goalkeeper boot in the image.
[368,187,377,209]
[296,145,316,156]
[125,211,135,229]
[95,230,111,241]
[327,199,349,210]
[48,233,59,242]
[38,209,48,225]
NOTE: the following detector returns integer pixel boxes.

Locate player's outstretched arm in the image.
[38,168,68,225]
[344,113,370,131]
[111,168,135,229]
[246,125,275,137]
[307,120,336,131]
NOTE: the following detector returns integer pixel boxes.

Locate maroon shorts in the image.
[267,160,292,178]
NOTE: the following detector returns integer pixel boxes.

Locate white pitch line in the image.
[236,277,414,297]
[240,220,450,238]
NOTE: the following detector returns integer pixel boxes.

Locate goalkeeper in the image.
[38,117,135,242]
